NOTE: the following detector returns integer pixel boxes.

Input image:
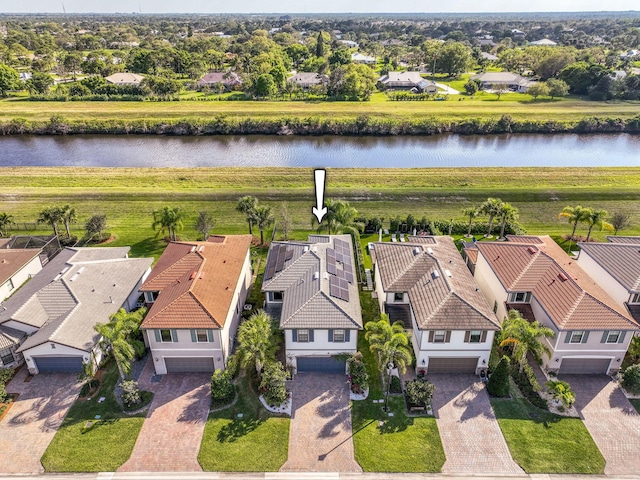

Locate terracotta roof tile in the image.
[0,249,41,285]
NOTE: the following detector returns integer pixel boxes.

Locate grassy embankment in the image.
[2,167,639,260]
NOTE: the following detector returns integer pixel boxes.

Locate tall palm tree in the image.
[461,207,478,238]
[584,208,612,242]
[316,199,363,236]
[497,203,519,240]
[236,195,258,235]
[37,206,63,236]
[365,314,412,411]
[0,212,13,237]
[558,205,589,240]
[60,204,77,237]
[479,197,504,238]
[236,310,277,379]
[254,205,274,245]
[94,307,147,381]
[499,309,555,372]
[152,206,185,241]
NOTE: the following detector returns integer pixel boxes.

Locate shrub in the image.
[487,356,510,397]
[0,368,14,403]
[347,352,369,394]
[79,379,100,397]
[622,364,640,394]
[389,375,402,393]
[259,361,289,406]
[211,369,235,406]
[120,380,141,408]
[545,379,576,408]
[511,363,548,409]
[404,378,435,408]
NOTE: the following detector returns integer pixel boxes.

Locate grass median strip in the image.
[491,398,605,474]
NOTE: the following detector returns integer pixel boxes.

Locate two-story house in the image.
[262,235,362,374]
[471,235,638,375]
[140,235,252,374]
[373,236,500,374]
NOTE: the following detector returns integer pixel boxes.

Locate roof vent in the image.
[78,266,85,273]
[527,246,536,254]
[198,245,205,252]
[303,246,309,252]
[313,271,319,280]
[445,269,452,277]
[199,271,205,279]
[190,246,196,252]
[427,247,434,255]
[432,271,440,279]
[189,271,197,280]
[413,247,420,255]
[558,272,568,282]
[53,274,62,282]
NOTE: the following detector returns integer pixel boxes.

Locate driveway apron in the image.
[280,372,362,472]
[0,367,80,474]
[561,374,640,475]
[118,361,211,472]
[430,373,524,475]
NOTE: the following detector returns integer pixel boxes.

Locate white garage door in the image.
[164,357,215,373]
[559,358,611,374]
[428,357,479,374]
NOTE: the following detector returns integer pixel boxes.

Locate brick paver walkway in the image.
[430,374,524,475]
[0,367,79,474]
[118,360,211,472]
[561,374,640,475]
[280,372,362,472]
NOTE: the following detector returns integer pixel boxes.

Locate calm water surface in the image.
[1,134,639,168]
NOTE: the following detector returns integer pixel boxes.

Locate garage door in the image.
[164,357,215,373]
[33,356,83,373]
[559,358,611,374]
[297,356,346,373]
[428,357,478,374]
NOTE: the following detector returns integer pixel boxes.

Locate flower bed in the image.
[259,394,291,416]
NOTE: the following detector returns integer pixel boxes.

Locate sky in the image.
[1,0,639,14]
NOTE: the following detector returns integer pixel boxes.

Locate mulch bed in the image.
[0,394,19,422]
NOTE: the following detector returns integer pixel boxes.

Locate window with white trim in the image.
[297,329,309,342]
[160,329,173,342]
[509,292,531,303]
[394,292,404,302]
[269,291,283,302]
[469,330,482,343]
[631,293,640,304]
[4,278,14,292]
[196,329,208,342]
[606,330,621,343]
[433,330,446,343]
[333,329,345,342]
[569,331,585,343]
[144,291,159,303]
[0,347,14,366]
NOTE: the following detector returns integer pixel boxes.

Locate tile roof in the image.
[0,249,41,285]
[476,236,638,331]
[140,236,252,330]
[607,236,640,245]
[374,237,500,331]
[262,235,362,330]
[578,241,640,293]
[0,325,25,350]
[5,247,152,353]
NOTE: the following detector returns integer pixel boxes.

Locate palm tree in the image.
[497,203,519,240]
[316,199,363,236]
[152,206,185,241]
[254,205,274,245]
[558,205,589,240]
[0,212,13,237]
[236,195,258,235]
[545,380,576,408]
[461,207,478,238]
[37,206,63,236]
[60,204,77,237]
[94,307,147,381]
[236,310,277,379]
[195,211,215,240]
[479,197,504,238]
[499,309,555,372]
[584,208,612,242]
[365,314,413,411]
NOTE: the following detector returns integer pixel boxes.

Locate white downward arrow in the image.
[312,169,327,223]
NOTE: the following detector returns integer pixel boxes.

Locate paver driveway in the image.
[561,374,640,475]
[430,374,523,475]
[0,367,79,474]
[280,372,362,472]
[118,360,211,472]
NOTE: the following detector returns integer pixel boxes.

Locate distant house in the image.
[105,72,145,86]
[288,72,329,90]
[469,235,638,375]
[529,39,557,46]
[373,237,500,374]
[262,235,362,374]
[511,29,526,38]
[470,71,535,93]
[196,71,242,91]
[378,71,437,93]
[339,39,359,48]
[481,52,499,62]
[140,236,252,374]
[0,247,152,373]
[351,52,376,64]
[475,35,496,47]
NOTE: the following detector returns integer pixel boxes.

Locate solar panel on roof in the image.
[345,270,354,283]
[284,248,294,261]
[329,276,350,301]
[275,248,287,272]
[327,261,337,275]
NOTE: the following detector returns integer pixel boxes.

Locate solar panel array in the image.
[264,244,293,280]
[326,238,354,301]
[329,276,349,301]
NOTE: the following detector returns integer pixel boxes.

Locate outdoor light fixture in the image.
[421,359,426,365]
[616,358,621,363]
[154,357,159,362]
[482,359,486,364]
[555,358,559,362]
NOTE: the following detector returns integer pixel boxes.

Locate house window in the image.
[630,293,640,304]
[333,329,345,342]
[569,331,585,343]
[509,292,531,303]
[0,347,14,366]
[606,331,621,343]
[160,329,173,342]
[4,278,14,292]
[469,330,482,343]
[433,330,446,343]
[196,329,208,342]
[144,291,159,303]
[394,292,404,302]
[269,291,283,302]
[493,301,498,313]
[297,329,309,342]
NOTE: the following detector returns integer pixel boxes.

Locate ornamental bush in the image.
[487,356,510,397]
[347,352,369,394]
[404,378,435,408]
[0,368,15,403]
[120,380,141,408]
[211,369,235,406]
[622,364,640,394]
[389,374,402,393]
[259,361,289,406]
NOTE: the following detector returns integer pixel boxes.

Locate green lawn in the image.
[630,398,640,414]
[198,373,290,472]
[41,361,147,472]
[351,291,445,472]
[491,398,605,474]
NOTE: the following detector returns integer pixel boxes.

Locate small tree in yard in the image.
[547,78,569,99]
[545,379,576,408]
[610,212,631,235]
[211,369,235,406]
[487,355,511,398]
[120,380,141,408]
[491,83,509,100]
[622,364,640,394]
[259,361,289,406]
[527,82,549,101]
[85,214,107,242]
[195,211,215,240]
[404,378,435,409]
[347,352,369,394]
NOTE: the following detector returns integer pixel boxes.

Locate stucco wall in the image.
[146,328,225,373]
[474,252,509,322]
[577,251,630,307]
[1,254,42,301]
[23,342,88,374]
